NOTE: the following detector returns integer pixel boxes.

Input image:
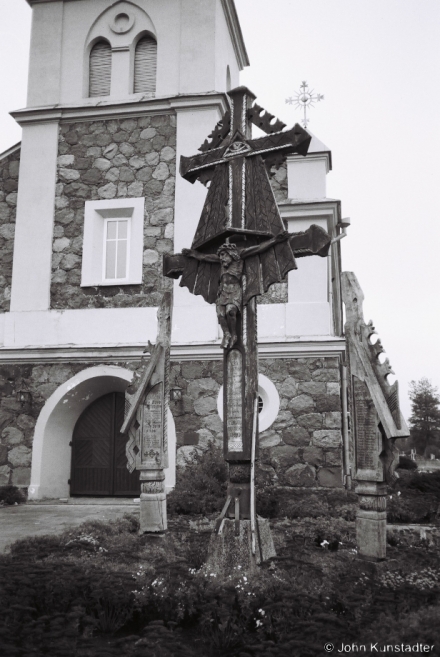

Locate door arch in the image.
[71,392,139,496]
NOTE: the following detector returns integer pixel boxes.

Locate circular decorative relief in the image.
[217,373,280,433]
[110,12,135,34]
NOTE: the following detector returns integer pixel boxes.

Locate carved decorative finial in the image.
[285,81,324,128]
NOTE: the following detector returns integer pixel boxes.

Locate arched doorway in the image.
[70,392,140,496]
[28,366,176,501]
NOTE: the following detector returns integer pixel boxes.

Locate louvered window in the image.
[134,36,157,94]
[89,41,111,97]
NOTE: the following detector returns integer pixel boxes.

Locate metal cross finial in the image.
[285,81,324,128]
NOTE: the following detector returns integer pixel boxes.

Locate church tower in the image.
[0,0,352,518]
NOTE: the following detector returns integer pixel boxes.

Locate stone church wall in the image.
[0,147,20,313]
[51,115,176,309]
[170,355,344,491]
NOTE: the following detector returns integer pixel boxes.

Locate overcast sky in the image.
[0,0,439,421]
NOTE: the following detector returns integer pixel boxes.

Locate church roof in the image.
[0,142,21,162]
[306,130,331,154]
[302,129,332,171]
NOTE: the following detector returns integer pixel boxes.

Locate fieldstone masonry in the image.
[0,147,20,313]
[51,115,176,309]
[170,356,344,492]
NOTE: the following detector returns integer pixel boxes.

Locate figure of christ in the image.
[182,231,290,349]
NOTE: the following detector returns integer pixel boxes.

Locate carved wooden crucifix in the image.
[164,86,332,524]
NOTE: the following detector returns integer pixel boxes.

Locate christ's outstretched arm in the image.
[181,248,220,263]
[239,231,290,259]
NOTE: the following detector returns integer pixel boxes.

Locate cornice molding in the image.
[279,199,341,227]
[220,0,250,70]
[10,92,229,126]
[0,339,345,364]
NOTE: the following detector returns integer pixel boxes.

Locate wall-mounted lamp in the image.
[16,379,32,407]
[170,386,182,402]
[331,217,351,244]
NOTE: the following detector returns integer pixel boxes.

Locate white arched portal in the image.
[28,365,176,500]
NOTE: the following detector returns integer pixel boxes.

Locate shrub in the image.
[2,515,440,656]
[0,485,26,505]
[256,482,280,519]
[167,444,227,515]
[399,470,440,497]
[387,491,438,524]
[398,455,418,470]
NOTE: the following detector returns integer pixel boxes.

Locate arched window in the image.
[89,40,111,97]
[134,35,157,94]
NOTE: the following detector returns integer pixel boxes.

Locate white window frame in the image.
[81,197,144,287]
[102,217,131,283]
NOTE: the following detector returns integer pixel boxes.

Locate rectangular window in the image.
[81,198,144,287]
[103,219,129,281]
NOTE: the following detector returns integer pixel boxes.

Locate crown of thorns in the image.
[217,241,240,260]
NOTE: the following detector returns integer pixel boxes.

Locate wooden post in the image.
[224,295,258,519]
[342,273,409,560]
[122,292,172,533]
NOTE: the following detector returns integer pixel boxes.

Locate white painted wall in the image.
[288,155,328,200]
[27,0,63,106]
[10,122,59,312]
[1,308,159,349]
[215,0,240,91]
[27,0,243,107]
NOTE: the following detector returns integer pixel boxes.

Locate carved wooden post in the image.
[342,273,409,560]
[223,295,258,519]
[122,292,172,533]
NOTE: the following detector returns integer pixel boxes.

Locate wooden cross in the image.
[180,86,311,251]
[164,86,332,527]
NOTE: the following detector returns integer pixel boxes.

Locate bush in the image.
[398,455,418,470]
[387,490,438,524]
[256,482,280,519]
[167,444,227,516]
[399,470,440,497]
[0,485,26,505]
[1,515,440,656]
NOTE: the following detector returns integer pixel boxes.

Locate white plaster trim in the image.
[0,337,346,364]
[288,151,332,173]
[11,93,229,126]
[81,197,144,287]
[28,365,176,499]
[217,373,280,432]
[220,0,250,69]
[279,199,341,227]
[2,308,159,350]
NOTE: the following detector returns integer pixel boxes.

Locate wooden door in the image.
[70,392,140,496]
